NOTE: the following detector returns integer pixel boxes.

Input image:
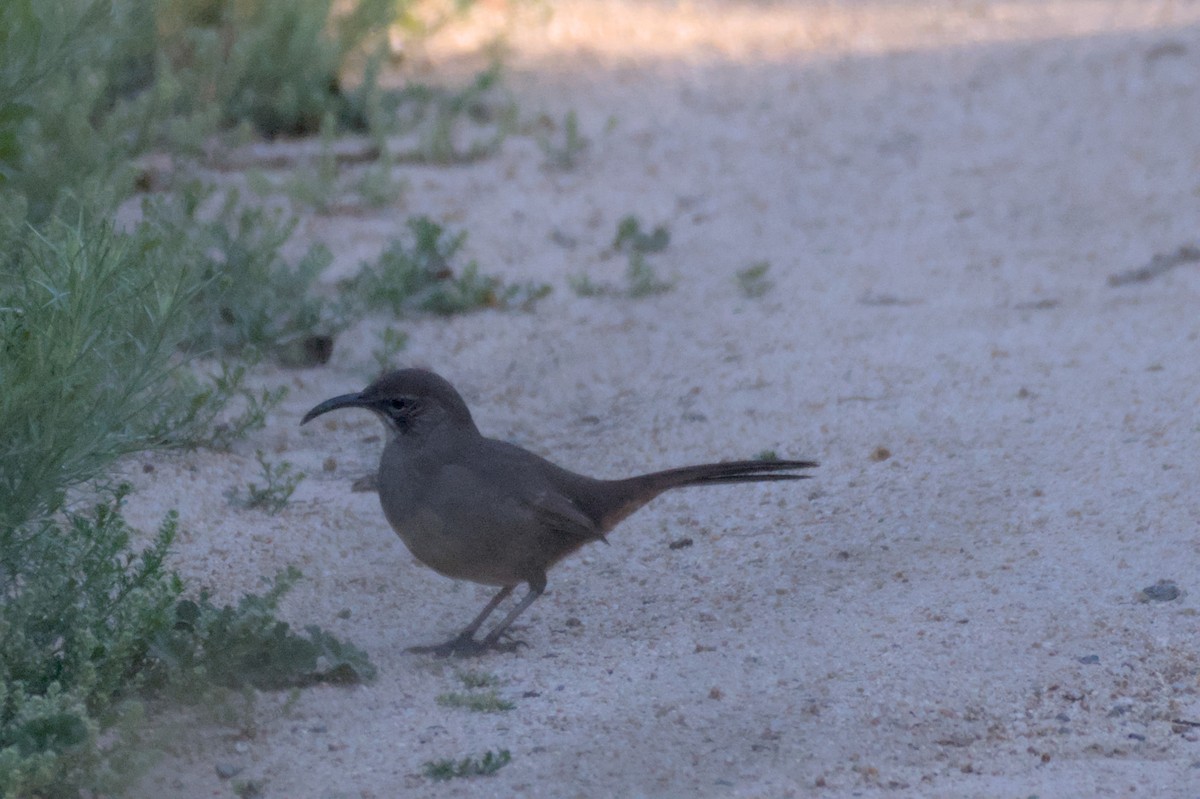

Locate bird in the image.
[301,368,817,656]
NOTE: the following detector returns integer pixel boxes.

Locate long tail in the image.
[596,459,817,530]
[640,459,818,489]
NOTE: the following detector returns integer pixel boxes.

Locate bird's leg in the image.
[459,585,515,639]
[480,577,546,648]
[407,585,514,657]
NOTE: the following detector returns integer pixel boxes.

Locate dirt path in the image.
[131,2,1200,796]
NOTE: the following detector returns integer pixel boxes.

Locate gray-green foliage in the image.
[148,566,376,692]
[371,327,409,373]
[0,0,405,224]
[139,185,339,360]
[0,486,182,798]
[736,261,772,298]
[423,749,512,781]
[167,363,289,452]
[190,0,394,136]
[537,109,587,170]
[0,0,143,221]
[234,451,307,515]
[396,65,517,165]
[613,214,670,255]
[0,221,200,536]
[435,691,514,713]
[347,216,550,316]
[570,215,674,298]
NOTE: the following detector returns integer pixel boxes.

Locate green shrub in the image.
[147,566,376,691]
[346,215,550,316]
[0,220,201,534]
[423,749,511,781]
[137,184,340,361]
[0,488,182,798]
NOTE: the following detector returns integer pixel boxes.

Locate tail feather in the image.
[644,459,818,489]
[595,459,817,530]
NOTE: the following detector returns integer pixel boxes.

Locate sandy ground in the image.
[125,1,1200,796]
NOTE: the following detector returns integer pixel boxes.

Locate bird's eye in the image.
[388,398,410,413]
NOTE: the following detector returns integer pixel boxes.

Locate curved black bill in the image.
[300,393,373,425]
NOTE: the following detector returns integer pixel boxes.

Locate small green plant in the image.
[571,216,674,298]
[568,272,611,297]
[755,449,779,462]
[736,261,773,298]
[436,691,515,713]
[0,486,182,798]
[235,451,306,514]
[346,216,550,316]
[625,253,673,297]
[423,749,512,781]
[232,778,266,799]
[352,150,406,209]
[163,363,289,452]
[537,109,588,170]
[372,327,410,373]
[157,0,395,137]
[400,65,517,165]
[613,215,670,255]
[148,566,376,691]
[138,185,340,361]
[456,670,500,689]
[281,114,342,211]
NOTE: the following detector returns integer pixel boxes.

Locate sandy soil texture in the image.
[127,1,1200,796]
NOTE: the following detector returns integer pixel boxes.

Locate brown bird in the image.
[302,369,816,656]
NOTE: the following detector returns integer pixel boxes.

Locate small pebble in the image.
[215,762,242,780]
[323,456,337,472]
[1141,580,1181,602]
[669,537,693,550]
[1077,654,1100,665]
[1128,733,1146,741]
[869,446,891,462]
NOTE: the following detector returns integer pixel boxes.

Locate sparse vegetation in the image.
[613,214,670,255]
[148,566,376,692]
[423,749,512,781]
[346,215,551,316]
[538,109,588,170]
[400,65,517,165]
[436,691,515,713]
[625,253,674,297]
[572,215,674,297]
[736,261,773,298]
[234,452,307,514]
[435,670,513,712]
[167,363,289,452]
[568,272,610,297]
[138,185,340,362]
[372,327,411,373]
[456,670,501,689]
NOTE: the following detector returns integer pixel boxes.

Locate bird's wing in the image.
[523,485,598,545]
[474,440,600,546]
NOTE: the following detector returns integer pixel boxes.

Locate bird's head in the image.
[301,368,477,437]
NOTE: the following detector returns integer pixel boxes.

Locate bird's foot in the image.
[407,631,527,658]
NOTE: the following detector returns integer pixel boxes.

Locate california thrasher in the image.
[302,368,817,656]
